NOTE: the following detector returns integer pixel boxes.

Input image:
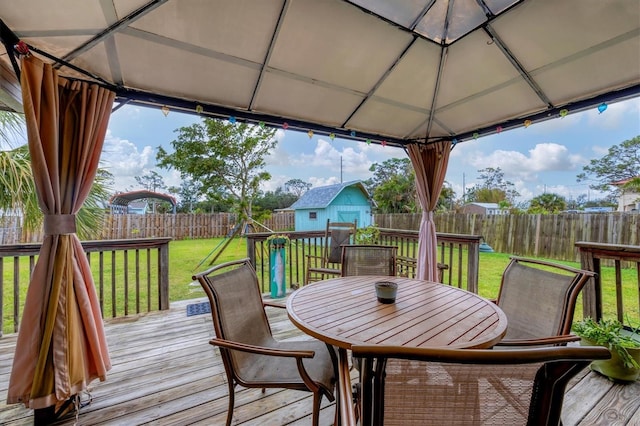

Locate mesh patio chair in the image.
[192,258,336,426]
[494,256,596,346]
[349,344,611,426]
[341,245,397,277]
[306,219,357,284]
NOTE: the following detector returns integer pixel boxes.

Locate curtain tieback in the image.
[44,214,77,235]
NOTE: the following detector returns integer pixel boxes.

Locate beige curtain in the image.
[7,56,114,410]
[407,141,451,281]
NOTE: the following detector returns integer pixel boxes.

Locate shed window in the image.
[309,211,317,220]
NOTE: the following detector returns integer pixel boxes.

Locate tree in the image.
[0,111,111,239]
[366,157,456,213]
[135,170,166,192]
[168,178,202,213]
[577,136,640,194]
[623,177,640,193]
[527,193,567,214]
[366,158,412,193]
[284,178,311,197]
[437,183,456,211]
[156,119,277,221]
[366,158,416,213]
[134,170,167,213]
[255,187,298,211]
[466,167,519,205]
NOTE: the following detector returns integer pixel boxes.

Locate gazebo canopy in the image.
[0,0,638,147]
[109,190,177,213]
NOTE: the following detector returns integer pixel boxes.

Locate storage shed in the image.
[460,202,508,216]
[289,181,373,231]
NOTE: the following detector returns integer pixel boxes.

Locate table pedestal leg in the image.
[337,347,356,426]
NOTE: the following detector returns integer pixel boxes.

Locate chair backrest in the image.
[350,344,610,426]
[324,219,357,264]
[497,256,596,340]
[341,245,397,277]
[192,258,273,379]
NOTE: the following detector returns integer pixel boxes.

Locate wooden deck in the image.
[1,298,639,425]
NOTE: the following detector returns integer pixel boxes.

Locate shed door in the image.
[337,211,359,227]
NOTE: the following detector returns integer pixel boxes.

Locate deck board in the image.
[0,297,638,425]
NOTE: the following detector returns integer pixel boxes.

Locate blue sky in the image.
[102,97,640,204]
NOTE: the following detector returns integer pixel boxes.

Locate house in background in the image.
[127,201,149,215]
[289,180,373,231]
[460,202,508,216]
[611,178,640,212]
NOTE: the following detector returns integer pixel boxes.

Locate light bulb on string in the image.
[559,109,569,118]
[524,119,532,128]
[598,103,608,114]
[329,133,335,141]
[307,130,314,139]
[161,106,170,117]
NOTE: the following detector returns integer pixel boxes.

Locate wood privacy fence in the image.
[376,212,639,262]
[2,212,638,262]
[1,212,296,243]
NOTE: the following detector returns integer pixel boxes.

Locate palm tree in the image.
[623,177,640,193]
[528,193,567,214]
[0,111,112,240]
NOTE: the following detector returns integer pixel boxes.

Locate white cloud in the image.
[296,139,373,178]
[100,130,156,191]
[469,143,584,182]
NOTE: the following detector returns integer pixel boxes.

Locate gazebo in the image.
[0,0,638,419]
[109,190,177,214]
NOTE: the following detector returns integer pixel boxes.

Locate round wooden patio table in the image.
[286,275,508,425]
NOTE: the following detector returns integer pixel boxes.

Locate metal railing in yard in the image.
[0,237,171,337]
[577,242,640,328]
[246,230,481,294]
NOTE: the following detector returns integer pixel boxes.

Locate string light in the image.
[161,106,170,117]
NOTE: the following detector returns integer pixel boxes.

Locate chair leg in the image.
[226,381,235,426]
[312,392,322,426]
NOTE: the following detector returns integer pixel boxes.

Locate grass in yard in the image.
[2,238,638,335]
[169,237,247,301]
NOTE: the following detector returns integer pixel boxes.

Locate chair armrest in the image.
[307,267,341,274]
[496,334,581,346]
[263,300,286,309]
[210,338,315,358]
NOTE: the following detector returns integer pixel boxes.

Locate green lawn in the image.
[2,237,638,335]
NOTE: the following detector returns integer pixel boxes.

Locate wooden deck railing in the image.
[246,230,481,294]
[0,238,171,337]
[576,242,640,328]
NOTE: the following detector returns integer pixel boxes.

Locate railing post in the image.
[158,240,170,311]
[467,241,479,294]
[247,236,256,268]
[579,246,602,320]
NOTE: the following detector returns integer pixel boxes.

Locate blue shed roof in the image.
[289,180,370,209]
